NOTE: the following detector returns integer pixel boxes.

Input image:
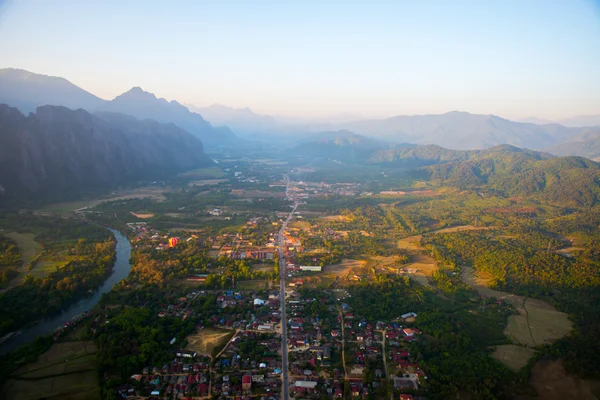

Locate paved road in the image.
[278,174,298,400]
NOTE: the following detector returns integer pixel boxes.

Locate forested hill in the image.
[427,145,600,207]
[0,105,213,204]
[290,131,387,162]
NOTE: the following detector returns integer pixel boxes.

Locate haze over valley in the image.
[0,1,599,400]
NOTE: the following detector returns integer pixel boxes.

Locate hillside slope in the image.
[0,68,105,113]
[0,104,213,203]
[544,129,600,161]
[340,111,581,150]
[427,146,599,207]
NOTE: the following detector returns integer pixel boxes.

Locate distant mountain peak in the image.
[116,86,157,101]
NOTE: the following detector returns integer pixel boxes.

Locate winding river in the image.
[0,228,132,354]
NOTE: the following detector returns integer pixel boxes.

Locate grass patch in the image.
[179,167,225,179]
[236,280,270,291]
[491,344,537,371]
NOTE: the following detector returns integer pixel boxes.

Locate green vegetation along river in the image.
[0,229,131,354]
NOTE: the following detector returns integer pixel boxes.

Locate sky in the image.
[0,0,599,120]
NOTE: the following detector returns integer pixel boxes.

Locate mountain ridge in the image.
[0,104,213,204]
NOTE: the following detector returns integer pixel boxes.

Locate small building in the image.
[295,381,318,389]
[242,375,252,390]
[299,265,322,272]
[176,349,197,358]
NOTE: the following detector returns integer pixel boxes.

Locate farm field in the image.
[491,344,537,371]
[1,232,42,290]
[324,259,366,276]
[462,267,572,347]
[36,186,169,215]
[400,254,437,288]
[29,260,68,279]
[186,327,235,357]
[1,341,99,400]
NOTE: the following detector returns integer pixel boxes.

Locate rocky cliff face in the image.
[0,104,213,203]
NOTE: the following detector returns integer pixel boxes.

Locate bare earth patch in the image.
[186,327,235,357]
[130,212,155,219]
[402,254,437,287]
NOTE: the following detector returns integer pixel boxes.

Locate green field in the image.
[2,341,99,400]
[236,279,271,290]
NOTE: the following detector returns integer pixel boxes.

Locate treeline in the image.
[422,230,600,292]
[423,229,600,379]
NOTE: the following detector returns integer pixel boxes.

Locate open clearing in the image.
[29,260,68,279]
[397,225,489,250]
[528,359,600,400]
[2,341,99,400]
[179,167,225,179]
[1,232,42,290]
[462,267,572,347]
[402,254,436,287]
[324,259,366,276]
[252,263,274,273]
[319,215,350,222]
[188,179,228,187]
[237,279,270,291]
[130,212,155,219]
[6,232,41,269]
[491,344,537,371]
[37,186,168,215]
[186,327,235,356]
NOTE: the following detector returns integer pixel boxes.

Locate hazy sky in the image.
[1,0,599,119]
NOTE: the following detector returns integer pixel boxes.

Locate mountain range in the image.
[0,104,212,203]
[0,68,235,148]
[2,68,600,156]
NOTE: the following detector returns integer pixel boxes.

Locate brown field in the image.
[288,220,312,230]
[402,254,437,287]
[324,259,366,276]
[319,215,351,222]
[2,341,99,400]
[130,212,155,219]
[492,344,537,371]
[462,267,572,347]
[528,359,600,400]
[186,327,235,356]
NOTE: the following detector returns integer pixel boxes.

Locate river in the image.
[0,228,132,354]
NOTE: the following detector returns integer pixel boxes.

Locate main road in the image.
[278,174,298,400]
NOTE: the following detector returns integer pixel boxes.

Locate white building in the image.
[300,265,322,272]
